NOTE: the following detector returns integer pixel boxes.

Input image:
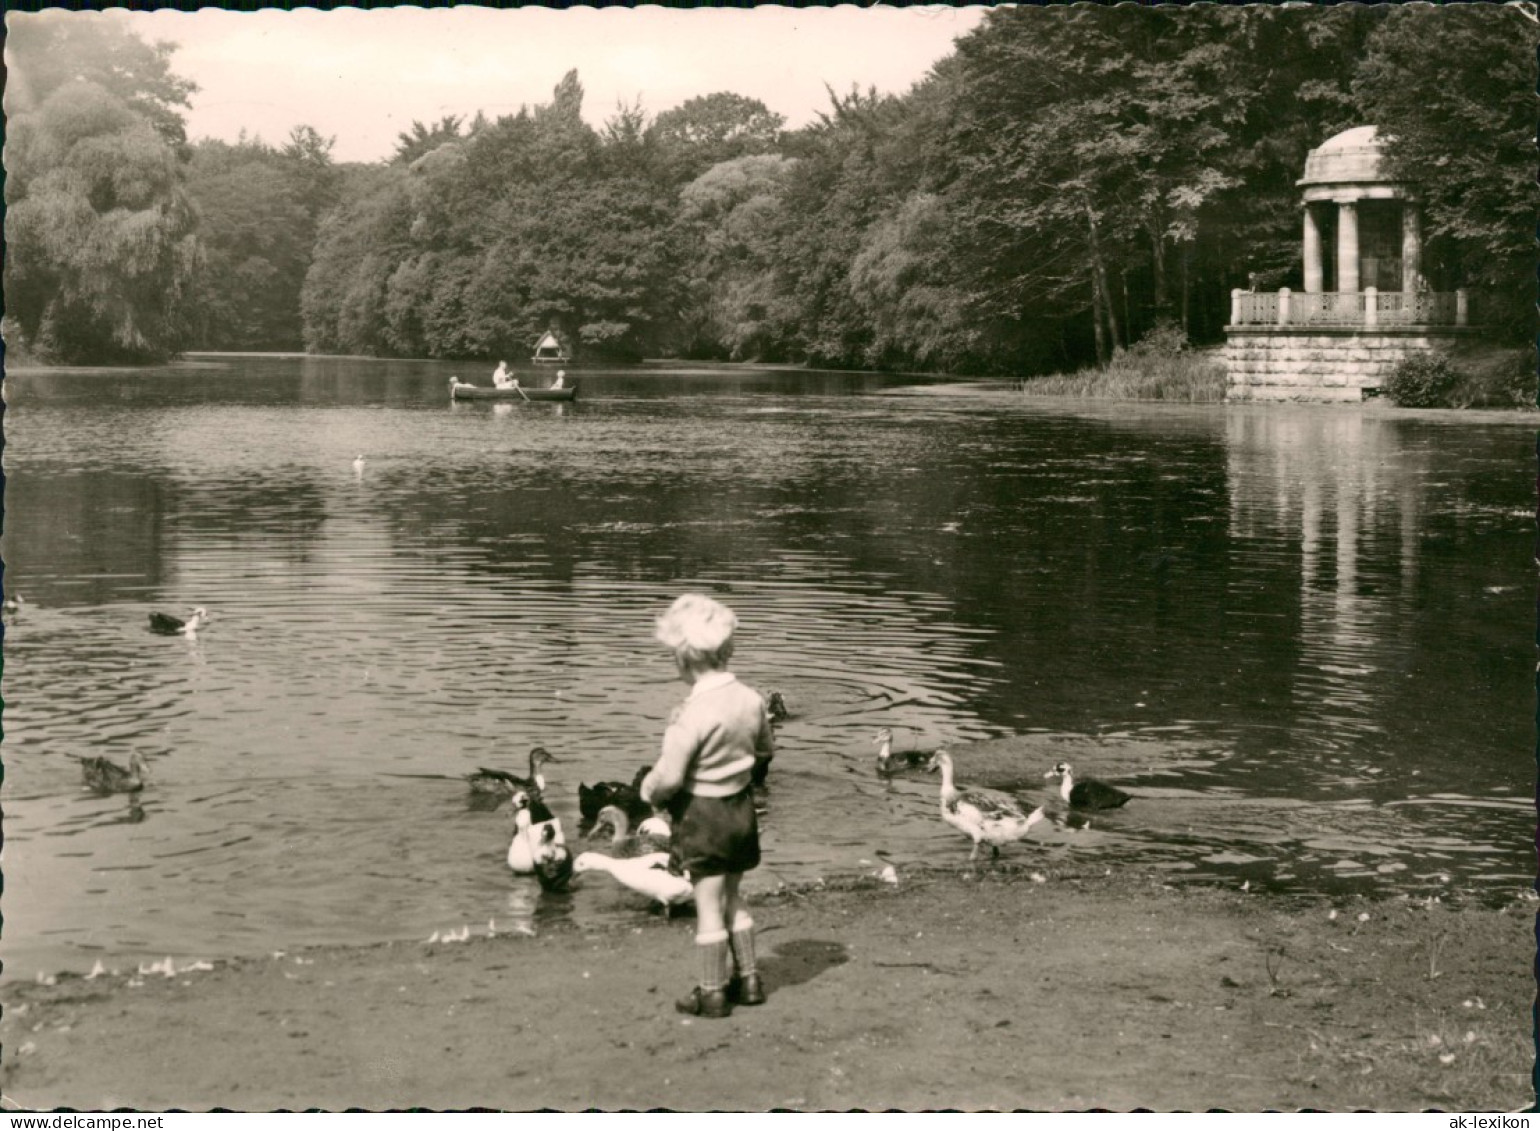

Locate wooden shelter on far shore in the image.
[531,331,568,364]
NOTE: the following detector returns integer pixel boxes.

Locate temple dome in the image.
[1299,125,1394,188]
[1318,125,1379,151]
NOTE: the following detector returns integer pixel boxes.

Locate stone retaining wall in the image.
[1224,326,1475,403]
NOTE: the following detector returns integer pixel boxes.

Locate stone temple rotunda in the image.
[1225,126,1475,402]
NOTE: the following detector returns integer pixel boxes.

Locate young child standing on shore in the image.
[641,593,774,1018]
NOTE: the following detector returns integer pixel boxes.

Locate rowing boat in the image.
[449,380,578,402]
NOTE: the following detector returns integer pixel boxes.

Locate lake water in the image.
[2,356,1532,976]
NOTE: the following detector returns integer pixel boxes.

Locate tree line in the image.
[5,5,1531,371]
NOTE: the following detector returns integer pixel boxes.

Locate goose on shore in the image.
[149,607,209,636]
[574,851,693,912]
[927,751,1045,863]
[467,747,558,798]
[874,728,931,777]
[80,752,149,794]
[1045,761,1130,811]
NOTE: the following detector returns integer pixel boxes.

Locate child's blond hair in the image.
[656,593,737,669]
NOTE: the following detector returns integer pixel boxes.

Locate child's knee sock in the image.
[728,912,757,977]
[696,929,731,992]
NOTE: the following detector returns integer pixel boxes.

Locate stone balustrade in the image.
[1230,288,1467,329]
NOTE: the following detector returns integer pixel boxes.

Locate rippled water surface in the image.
[3,356,1532,975]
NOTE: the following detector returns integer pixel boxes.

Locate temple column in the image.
[1303,205,1324,294]
[1401,203,1422,292]
[1336,199,1360,293]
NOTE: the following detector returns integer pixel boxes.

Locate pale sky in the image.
[90,5,990,164]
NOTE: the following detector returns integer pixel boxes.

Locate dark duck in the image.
[578,765,653,825]
[874,728,931,777]
[1045,761,1131,811]
[466,746,558,799]
[765,691,789,724]
[80,752,149,794]
[149,607,210,637]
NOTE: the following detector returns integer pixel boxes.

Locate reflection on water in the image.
[2,360,1531,975]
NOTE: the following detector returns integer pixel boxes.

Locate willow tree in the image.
[674,153,799,360]
[5,13,201,362]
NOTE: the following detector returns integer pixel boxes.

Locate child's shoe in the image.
[675,986,732,1018]
[727,974,765,1006]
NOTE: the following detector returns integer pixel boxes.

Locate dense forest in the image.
[4,5,1533,371]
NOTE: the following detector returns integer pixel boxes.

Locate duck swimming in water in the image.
[467,747,558,799]
[533,840,574,891]
[765,691,789,724]
[506,791,572,891]
[1045,761,1131,811]
[578,765,652,825]
[4,593,24,616]
[149,607,209,637]
[80,752,149,794]
[874,728,931,777]
[927,751,1046,864]
[574,851,693,913]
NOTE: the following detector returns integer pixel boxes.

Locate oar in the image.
[516,384,530,402]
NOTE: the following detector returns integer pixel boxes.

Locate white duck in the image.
[927,750,1046,864]
[574,851,694,912]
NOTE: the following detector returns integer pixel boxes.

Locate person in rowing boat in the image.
[551,370,566,390]
[492,361,514,389]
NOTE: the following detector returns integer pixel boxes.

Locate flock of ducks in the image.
[482,751,697,911]
[477,689,794,910]
[877,729,1133,867]
[49,601,216,796]
[481,710,1134,911]
[60,603,1134,891]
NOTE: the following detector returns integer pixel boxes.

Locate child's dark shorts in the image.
[667,786,760,879]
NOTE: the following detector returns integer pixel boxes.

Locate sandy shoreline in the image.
[2,866,1529,1113]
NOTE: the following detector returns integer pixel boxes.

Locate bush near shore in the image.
[1383,343,1536,410]
[1019,329,1535,410]
[1018,323,1228,403]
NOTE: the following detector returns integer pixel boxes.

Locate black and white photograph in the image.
[1,0,1534,1112]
